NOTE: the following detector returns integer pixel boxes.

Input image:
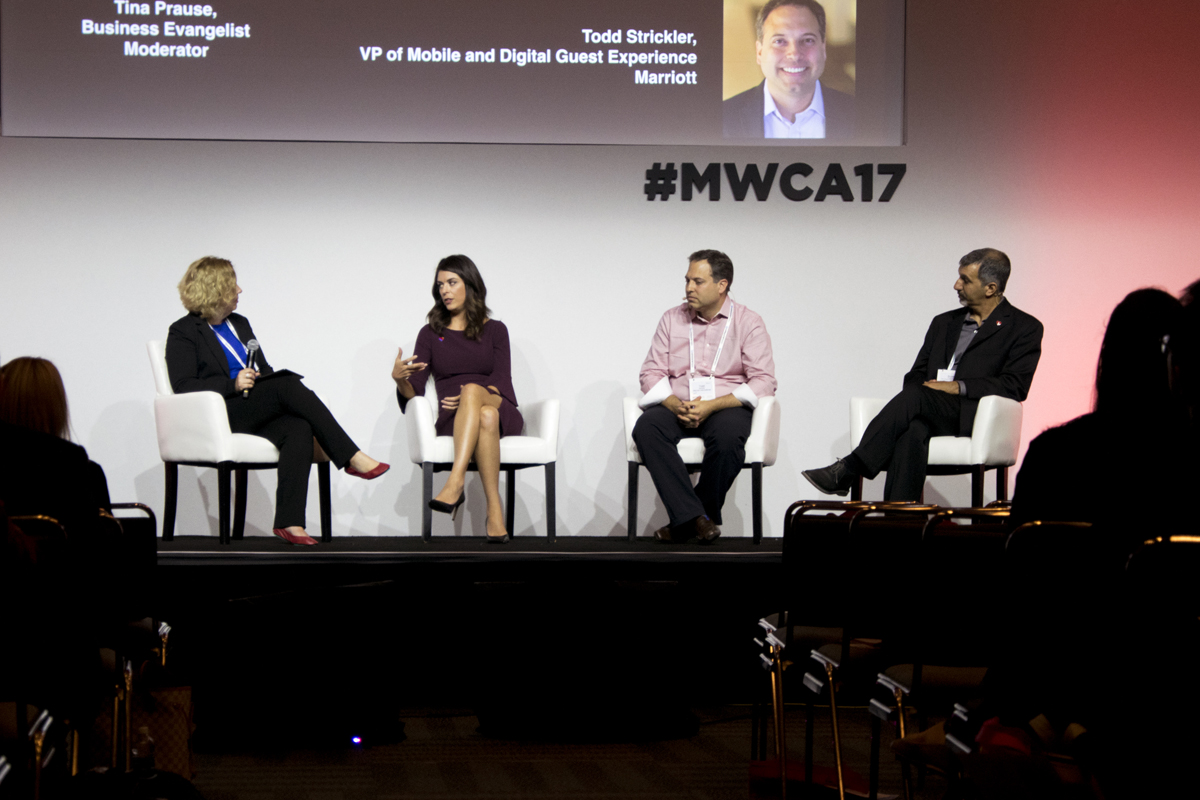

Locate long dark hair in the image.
[427,254,491,340]
[1094,288,1183,416]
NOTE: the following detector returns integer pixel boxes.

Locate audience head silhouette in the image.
[0,356,71,440]
[1094,288,1185,418]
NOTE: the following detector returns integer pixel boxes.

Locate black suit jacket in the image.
[166,312,274,398]
[902,298,1044,435]
[722,80,856,140]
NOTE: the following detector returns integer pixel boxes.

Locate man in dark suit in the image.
[802,248,1044,501]
[722,0,856,140]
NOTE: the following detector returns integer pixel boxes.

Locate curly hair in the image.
[178,256,238,322]
[0,357,71,440]
[427,254,491,341]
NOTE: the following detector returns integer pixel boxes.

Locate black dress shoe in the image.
[802,459,855,496]
[694,515,721,543]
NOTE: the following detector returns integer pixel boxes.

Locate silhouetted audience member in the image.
[983,287,1199,798]
[1010,288,1195,539]
[0,357,110,528]
[0,358,112,724]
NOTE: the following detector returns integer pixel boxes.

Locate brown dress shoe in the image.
[694,515,721,543]
[653,524,676,542]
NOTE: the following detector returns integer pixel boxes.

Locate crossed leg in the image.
[432,383,507,537]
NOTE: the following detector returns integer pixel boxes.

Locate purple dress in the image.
[398,320,524,437]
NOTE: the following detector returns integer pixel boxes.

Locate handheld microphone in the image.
[243,339,260,398]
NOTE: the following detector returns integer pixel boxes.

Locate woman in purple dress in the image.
[392,255,523,542]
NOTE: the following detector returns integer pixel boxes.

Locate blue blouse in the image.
[210,320,248,380]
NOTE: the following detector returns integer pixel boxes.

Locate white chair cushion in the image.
[623,395,780,467]
[850,394,1023,468]
[675,439,706,464]
[229,433,283,463]
[927,436,974,465]
[404,383,559,467]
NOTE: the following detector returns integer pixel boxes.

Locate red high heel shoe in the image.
[273,528,319,546]
[346,462,390,480]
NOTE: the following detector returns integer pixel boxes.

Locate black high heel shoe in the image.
[485,518,511,543]
[429,492,465,520]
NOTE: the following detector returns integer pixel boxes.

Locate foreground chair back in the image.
[867,507,1011,798]
[849,395,1023,505]
[405,375,559,541]
[147,340,332,543]
[800,504,942,799]
[623,396,780,542]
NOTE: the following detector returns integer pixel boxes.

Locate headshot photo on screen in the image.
[722,0,857,141]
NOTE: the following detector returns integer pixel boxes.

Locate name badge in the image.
[936,368,957,382]
[689,374,717,401]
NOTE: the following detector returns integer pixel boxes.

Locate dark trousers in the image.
[225,374,358,529]
[851,384,962,502]
[632,404,753,528]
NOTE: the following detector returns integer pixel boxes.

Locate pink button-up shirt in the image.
[639,296,777,406]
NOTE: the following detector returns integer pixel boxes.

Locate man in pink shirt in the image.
[634,250,777,542]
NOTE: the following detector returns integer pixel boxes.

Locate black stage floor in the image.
[150,537,782,734]
[151,535,784,738]
[156,534,781,566]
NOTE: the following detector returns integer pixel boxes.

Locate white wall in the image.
[4,0,1199,537]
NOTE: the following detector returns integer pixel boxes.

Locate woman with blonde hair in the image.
[167,256,388,546]
[392,255,522,542]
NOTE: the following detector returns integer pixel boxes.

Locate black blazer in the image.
[722,80,857,140]
[902,298,1044,435]
[166,312,274,398]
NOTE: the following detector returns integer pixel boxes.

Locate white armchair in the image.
[849,395,1023,505]
[148,340,332,544]
[623,396,781,542]
[405,378,559,541]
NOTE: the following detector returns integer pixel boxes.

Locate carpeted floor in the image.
[192,705,945,800]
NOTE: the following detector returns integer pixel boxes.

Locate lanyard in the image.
[210,320,248,369]
[688,305,733,377]
[947,328,978,372]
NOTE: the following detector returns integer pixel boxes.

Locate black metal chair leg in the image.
[422,462,434,543]
[851,475,864,501]
[162,462,178,540]
[997,465,1009,502]
[627,461,640,541]
[505,467,516,537]
[752,462,764,544]
[971,465,985,507]
[232,468,248,539]
[217,463,232,545]
[318,461,332,542]
[544,462,556,541]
